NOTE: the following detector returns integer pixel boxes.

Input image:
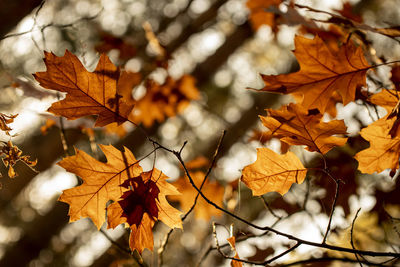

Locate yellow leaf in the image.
[242,148,307,196]
[58,145,142,229]
[355,116,400,174]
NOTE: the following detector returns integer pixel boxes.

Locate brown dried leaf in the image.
[34,50,135,127]
[258,35,370,113]
[260,103,348,154]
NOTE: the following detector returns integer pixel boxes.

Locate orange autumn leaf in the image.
[260,103,348,154]
[241,148,307,196]
[132,75,199,127]
[58,144,142,229]
[34,50,135,127]
[107,169,182,253]
[370,89,399,114]
[0,113,18,135]
[227,236,243,267]
[258,35,370,113]
[169,171,224,220]
[117,71,141,106]
[0,140,37,178]
[355,115,400,174]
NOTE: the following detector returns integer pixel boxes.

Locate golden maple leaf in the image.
[241,148,307,196]
[58,144,142,229]
[107,169,182,253]
[34,50,135,127]
[355,115,400,174]
[169,171,224,220]
[260,103,348,154]
[369,89,399,114]
[354,88,400,174]
[258,35,370,113]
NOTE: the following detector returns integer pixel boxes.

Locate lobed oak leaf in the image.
[169,171,224,220]
[118,175,160,226]
[369,89,399,114]
[369,89,400,138]
[241,148,307,196]
[354,115,400,174]
[107,169,182,253]
[258,35,370,113]
[58,144,142,229]
[33,50,136,127]
[260,103,348,154]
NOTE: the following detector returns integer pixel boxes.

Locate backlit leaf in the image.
[34,50,135,127]
[58,145,142,229]
[242,148,307,196]
[258,35,370,113]
[260,103,348,154]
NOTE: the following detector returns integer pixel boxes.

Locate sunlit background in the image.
[1,0,400,266]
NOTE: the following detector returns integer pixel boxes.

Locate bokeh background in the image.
[1,0,400,266]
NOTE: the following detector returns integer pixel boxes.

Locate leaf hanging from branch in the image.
[58,144,142,229]
[107,169,182,253]
[260,103,348,154]
[34,50,135,127]
[241,148,307,196]
[257,35,371,113]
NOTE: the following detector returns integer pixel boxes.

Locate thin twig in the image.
[351,208,363,267]
[157,131,226,266]
[212,222,301,265]
[259,196,282,219]
[322,179,341,244]
[99,228,131,255]
[153,140,400,258]
[0,10,102,41]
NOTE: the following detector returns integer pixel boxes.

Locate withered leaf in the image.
[0,113,18,135]
[260,103,348,154]
[118,175,160,226]
[34,50,135,127]
[241,148,307,196]
[0,140,37,178]
[355,115,400,174]
[58,145,142,229]
[258,35,370,113]
[107,169,182,253]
